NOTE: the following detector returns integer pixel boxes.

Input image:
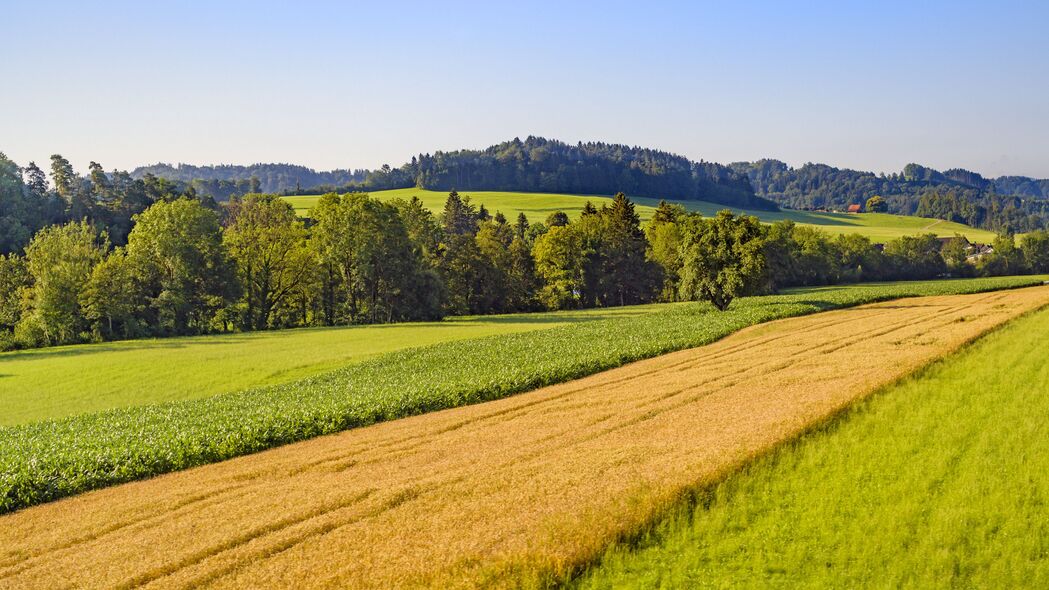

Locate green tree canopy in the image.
[126,198,235,335]
[678,210,767,311]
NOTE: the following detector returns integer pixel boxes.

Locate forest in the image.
[3,150,1049,351]
[134,137,777,211]
[730,159,1049,232]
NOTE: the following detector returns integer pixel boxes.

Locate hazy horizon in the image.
[5,1,1048,178]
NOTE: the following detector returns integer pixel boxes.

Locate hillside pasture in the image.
[283,188,998,243]
[575,302,1049,589]
[2,288,1047,588]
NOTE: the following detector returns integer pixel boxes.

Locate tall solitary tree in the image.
[679,210,766,311]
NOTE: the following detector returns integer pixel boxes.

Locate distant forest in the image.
[730,160,1049,233]
[133,137,776,211]
[130,138,1049,234]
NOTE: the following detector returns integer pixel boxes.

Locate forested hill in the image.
[730,159,1049,233]
[131,163,368,197]
[132,137,777,211]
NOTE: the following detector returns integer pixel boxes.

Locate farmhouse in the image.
[967,243,994,262]
[847,204,862,213]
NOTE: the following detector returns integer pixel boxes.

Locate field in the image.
[2,288,1047,588]
[0,306,658,426]
[0,277,1040,514]
[575,304,1049,589]
[282,188,999,243]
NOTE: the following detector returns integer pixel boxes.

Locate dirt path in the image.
[3,287,1049,589]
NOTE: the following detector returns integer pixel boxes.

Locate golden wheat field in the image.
[3,287,1049,589]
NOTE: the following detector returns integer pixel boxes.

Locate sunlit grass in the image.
[0,305,658,426]
[574,304,1049,589]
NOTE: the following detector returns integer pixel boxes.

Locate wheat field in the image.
[2,287,1048,589]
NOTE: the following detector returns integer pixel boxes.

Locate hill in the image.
[133,137,776,211]
[730,159,1049,233]
[283,188,1000,243]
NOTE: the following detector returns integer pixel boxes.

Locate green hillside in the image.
[283,189,998,243]
[0,305,658,427]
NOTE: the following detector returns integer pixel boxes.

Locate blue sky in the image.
[3,0,1048,177]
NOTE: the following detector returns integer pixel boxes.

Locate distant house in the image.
[936,236,970,248]
[847,204,862,214]
[967,243,994,262]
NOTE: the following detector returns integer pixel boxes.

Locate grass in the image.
[573,303,1049,589]
[283,188,999,243]
[0,276,1041,515]
[4,287,1048,588]
[0,305,658,427]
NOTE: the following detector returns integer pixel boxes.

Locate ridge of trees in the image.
[131,137,776,211]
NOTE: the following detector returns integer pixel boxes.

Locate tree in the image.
[883,234,946,280]
[312,193,440,323]
[513,212,529,240]
[48,154,76,204]
[224,194,314,330]
[598,193,660,306]
[836,232,885,282]
[17,221,107,345]
[0,254,29,347]
[533,224,584,310]
[940,235,973,277]
[126,198,236,335]
[439,232,502,315]
[1021,230,1049,273]
[791,226,839,285]
[81,248,142,340]
[865,195,888,213]
[0,153,33,254]
[646,201,688,300]
[978,234,1026,277]
[441,190,478,236]
[392,196,441,260]
[545,211,570,227]
[678,211,766,311]
[760,220,800,292]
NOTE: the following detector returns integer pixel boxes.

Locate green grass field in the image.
[0,305,658,427]
[283,188,998,243]
[0,276,1041,515]
[573,305,1049,589]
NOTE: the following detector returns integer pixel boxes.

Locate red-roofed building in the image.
[847,204,862,213]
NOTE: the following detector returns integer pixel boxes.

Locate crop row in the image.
[0,276,1043,514]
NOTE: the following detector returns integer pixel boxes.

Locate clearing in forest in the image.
[2,287,1047,589]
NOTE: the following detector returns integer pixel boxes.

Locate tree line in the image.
[3,179,1049,351]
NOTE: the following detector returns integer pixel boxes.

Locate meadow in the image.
[2,287,1048,588]
[574,304,1049,589]
[0,276,1041,515]
[283,188,999,243]
[0,305,658,426]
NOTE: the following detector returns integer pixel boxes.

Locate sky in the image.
[3,0,1048,178]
